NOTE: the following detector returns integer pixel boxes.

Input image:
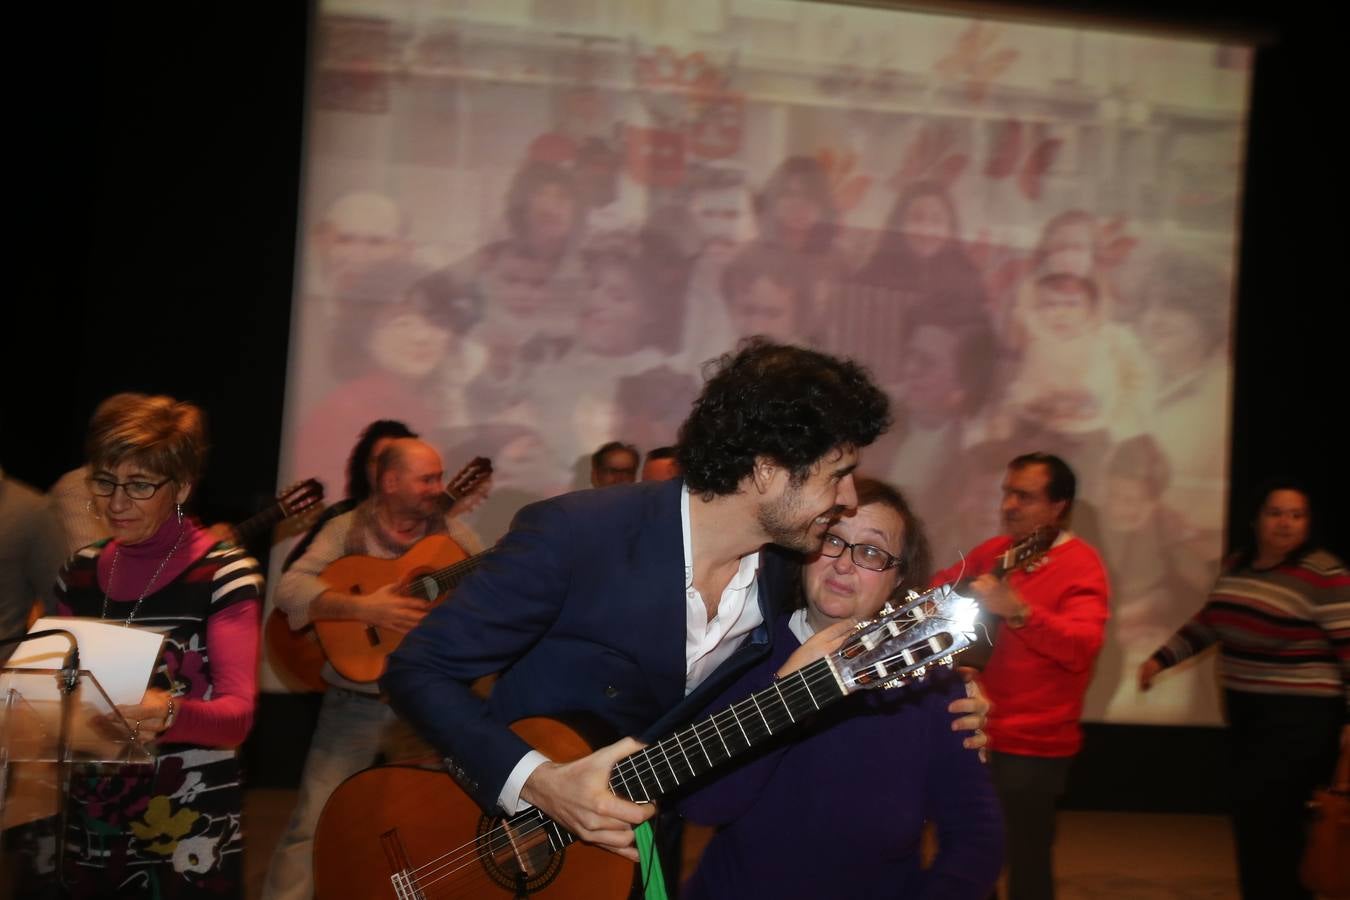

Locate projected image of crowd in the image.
[285,8,1246,727]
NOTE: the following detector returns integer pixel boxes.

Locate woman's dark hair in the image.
[347,420,418,501]
[328,259,455,382]
[677,339,891,496]
[504,160,582,249]
[905,303,997,416]
[856,476,933,588]
[753,156,838,254]
[1229,476,1316,571]
[867,180,962,264]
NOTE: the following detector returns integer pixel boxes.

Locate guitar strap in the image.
[635,821,669,900]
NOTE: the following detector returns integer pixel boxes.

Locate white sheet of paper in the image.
[4,617,164,706]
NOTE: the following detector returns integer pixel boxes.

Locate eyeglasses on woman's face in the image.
[818,532,901,572]
[88,476,173,501]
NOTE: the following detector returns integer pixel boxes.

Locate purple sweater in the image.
[678,615,1004,900]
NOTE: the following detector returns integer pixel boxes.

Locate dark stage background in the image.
[5,1,1346,813]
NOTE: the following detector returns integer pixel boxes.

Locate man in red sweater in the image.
[932,452,1109,900]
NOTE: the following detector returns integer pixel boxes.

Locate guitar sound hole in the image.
[475,814,565,894]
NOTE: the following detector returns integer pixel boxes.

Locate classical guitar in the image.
[312,535,485,683]
[233,478,325,545]
[953,525,1057,670]
[312,581,987,900]
[266,458,493,690]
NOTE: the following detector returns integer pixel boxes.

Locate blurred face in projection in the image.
[771,176,824,248]
[1255,489,1310,562]
[901,324,964,423]
[525,182,578,252]
[486,249,551,319]
[901,194,954,259]
[1043,221,1095,277]
[729,276,800,343]
[368,302,451,380]
[1034,282,1094,340]
[580,262,645,356]
[1000,463,1067,543]
[1104,475,1154,531]
[1140,305,1207,375]
[318,193,403,287]
[804,502,904,630]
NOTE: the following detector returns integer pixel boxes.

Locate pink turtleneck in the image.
[75,516,259,747]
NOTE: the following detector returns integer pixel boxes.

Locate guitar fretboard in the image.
[516,657,847,854]
[407,555,484,601]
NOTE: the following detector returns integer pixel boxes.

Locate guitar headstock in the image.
[829,583,983,693]
[278,478,325,518]
[999,525,1058,574]
[445,456,492,510]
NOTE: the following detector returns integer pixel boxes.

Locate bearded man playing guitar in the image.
[931,451,1110,900]
[262,437,485,900]
[381,340,990,898]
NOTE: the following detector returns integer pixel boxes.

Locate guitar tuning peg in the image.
[880,601,895,616]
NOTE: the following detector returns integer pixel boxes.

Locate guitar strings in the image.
[396,609,972,896]
[397,666,838,895]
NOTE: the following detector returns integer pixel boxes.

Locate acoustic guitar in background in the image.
[266,457,493,690]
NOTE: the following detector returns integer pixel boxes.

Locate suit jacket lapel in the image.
[631,479,689,717]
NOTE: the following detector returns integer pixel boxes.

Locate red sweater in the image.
[933,534,1109,757]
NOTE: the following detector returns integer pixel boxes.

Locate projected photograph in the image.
[278,0,1250,725]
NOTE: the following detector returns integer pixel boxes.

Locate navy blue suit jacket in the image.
[383,478,796,813]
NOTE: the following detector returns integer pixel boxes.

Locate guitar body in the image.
[264,607,328,692]
[312,534,469,683]
[314,718,634,900]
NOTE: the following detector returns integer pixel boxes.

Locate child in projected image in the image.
[295,260,477,500]
[995,272,1153,470]
[468,230,683,481]
[1086,434,1219,722]
[720,242,822,346]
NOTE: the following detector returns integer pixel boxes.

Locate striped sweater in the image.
[1152,549,1350,710]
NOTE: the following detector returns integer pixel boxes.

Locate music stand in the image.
[0,667,153,883]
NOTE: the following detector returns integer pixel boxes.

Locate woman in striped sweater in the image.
[1140,479,1348,899]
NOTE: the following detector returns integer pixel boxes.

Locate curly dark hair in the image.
[677,338,891,496]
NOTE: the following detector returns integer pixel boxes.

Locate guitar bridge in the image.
[366,625,383,647]
[382,828,425,900]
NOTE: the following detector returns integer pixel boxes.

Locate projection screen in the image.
[272,0,1252,726]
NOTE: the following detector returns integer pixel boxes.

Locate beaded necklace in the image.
[101,523,187,626]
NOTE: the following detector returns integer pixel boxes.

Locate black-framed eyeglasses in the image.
[88,477,173,501]
[819,532,901,573]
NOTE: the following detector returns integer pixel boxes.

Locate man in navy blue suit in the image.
[385,339,978,868]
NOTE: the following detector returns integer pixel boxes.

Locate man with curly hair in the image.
[384,338,985,889]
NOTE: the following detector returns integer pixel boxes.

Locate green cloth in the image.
[635,820,668,900]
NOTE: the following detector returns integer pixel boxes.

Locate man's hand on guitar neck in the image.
[519,737,654,862]
[969,574,1031,628]
[311,583,429,633]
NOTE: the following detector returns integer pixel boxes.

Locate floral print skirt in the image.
[62,745,243,898]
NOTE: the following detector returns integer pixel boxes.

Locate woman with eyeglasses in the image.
[45,393,262,898]
[678,476,1003,899]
